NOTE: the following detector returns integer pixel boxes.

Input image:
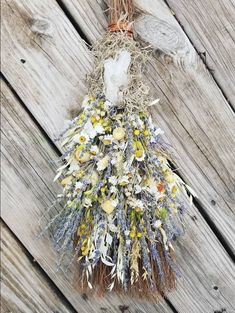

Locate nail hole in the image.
[119,305,129,313]
[213,285,218,290]
[81,293,88,301]
[20,59,26,64]
[211,200,216,205]
[191,215,197,221]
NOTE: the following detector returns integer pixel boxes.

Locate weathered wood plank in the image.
[2,0,235,312]
[1,0,91,142]
[60,0,235,254]
[1,79,175,313]
[165,0,235,108]
[2,75,235,313]
[2,0,235,252]
[1,221,74,313]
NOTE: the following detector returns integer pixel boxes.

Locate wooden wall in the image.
[1,0,235,312]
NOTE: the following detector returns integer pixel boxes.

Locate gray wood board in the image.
[165,0,235,108]
[1,79,174,313]
[2,0,235,253]
[1,221,74,313]
[1,75,235,312]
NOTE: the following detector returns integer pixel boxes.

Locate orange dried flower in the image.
[157,182,165,192]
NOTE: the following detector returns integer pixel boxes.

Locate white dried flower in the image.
[90,145,99,155]
[75,181,83,190]
[153,220,162,229]
[108,176,118,185]
[94,123,105,134]
[110,186,118,194]
[102,135,114,145]
[83,198,92,207]
[97,156,109,171]
[118,175,129,186]
[154,128,164,136]
[134,185,142,194]
[73,132,89,144]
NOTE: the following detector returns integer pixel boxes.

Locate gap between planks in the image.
[1,0,235,310]
[1,71,179,313]
[163,0,235,114]
[1,76,177,313]
[1,219,78,313]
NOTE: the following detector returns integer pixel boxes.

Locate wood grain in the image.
[1,221,74,313]
[2,0,235,253]
[1,0,91,142]
[2,74,235,312]
[2,0,235,312]
[60,0,235,255]
[1,79,175,313]
[165,0,235,108]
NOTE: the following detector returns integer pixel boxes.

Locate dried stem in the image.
[108,0,134,24]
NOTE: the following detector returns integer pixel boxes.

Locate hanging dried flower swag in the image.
[42,0,194,300]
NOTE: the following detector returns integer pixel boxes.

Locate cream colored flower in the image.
[76,152,90,163]
[97,156,109,171]
[113,127,125,140]
[108,176,118,185]
[101,199,117,214]
[166,174,174,183]
[102,135,113,145]
[118,175,129,186]
[90,171,99,185]
[90,145,99,156]
[61,175,73,186]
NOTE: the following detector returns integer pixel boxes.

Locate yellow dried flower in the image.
[101,200,115,214]
[79,135,87,143]
[144,130,150,136]
[137,232,142,238]
[113,127,125,140]
[75,170,84,178]
[101,186,107,193]
[61,175,73,186]
[90,116,96,123]
[90,171,99,185]
[130,231,136,238]
[134,129,140,136]
[172,185,178,193]
[80,224,86,230]
[135,150,143,158]
[78,152,90,163]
